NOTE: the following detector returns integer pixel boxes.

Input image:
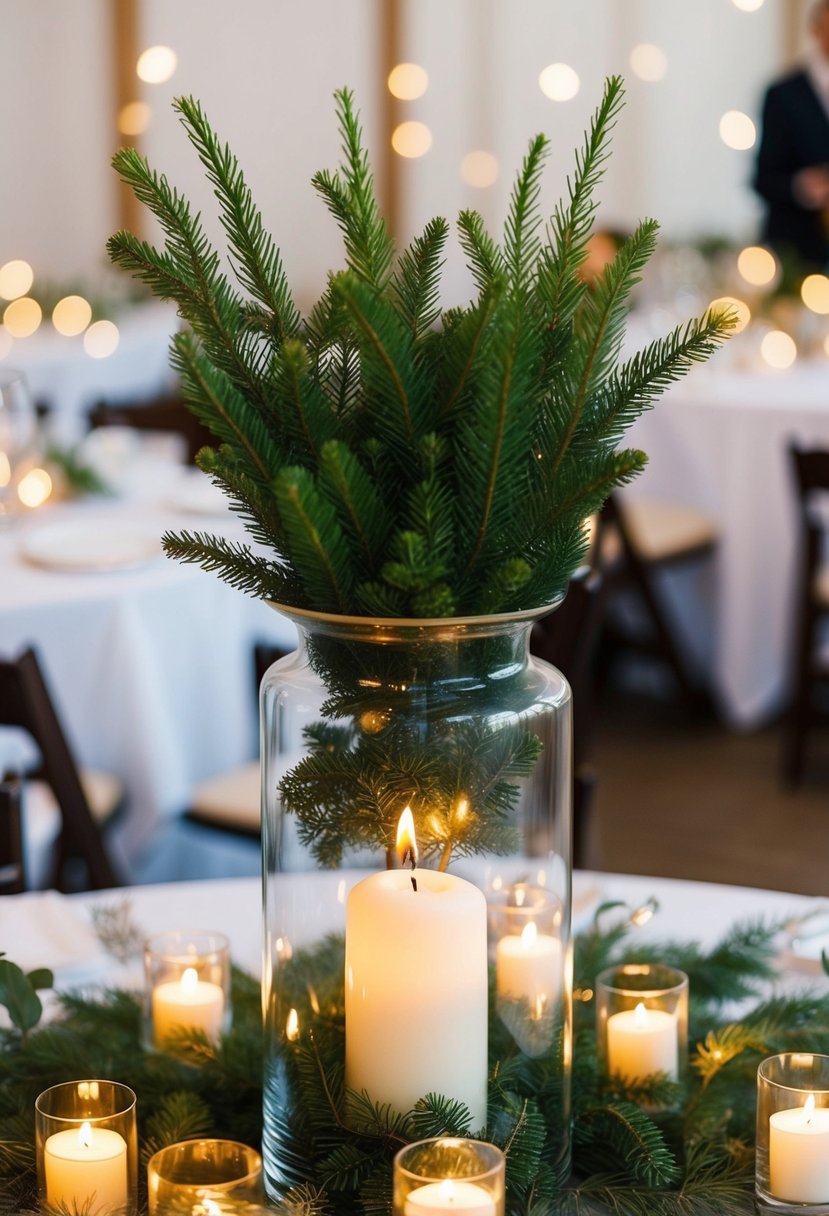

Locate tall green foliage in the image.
[109,80,732,618]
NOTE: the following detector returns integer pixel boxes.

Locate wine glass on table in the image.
[0,369,36,528]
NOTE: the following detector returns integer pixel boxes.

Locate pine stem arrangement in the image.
[108,77,732,622]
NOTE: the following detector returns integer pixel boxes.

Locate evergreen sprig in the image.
[109,80,733,620]
[2,916,820,1216]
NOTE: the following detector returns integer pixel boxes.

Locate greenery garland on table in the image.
[2,908,828,1216]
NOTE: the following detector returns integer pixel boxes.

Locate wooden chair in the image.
[0,649,122,891]
[183,643,293,839]
[0,779,25,895]
[592,492,719,713]
[87,393,217,465]
[781,445,829,785]
[531,567,605,868]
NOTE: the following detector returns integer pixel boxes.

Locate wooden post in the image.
[112,0,142,235]
[378,0,403,244]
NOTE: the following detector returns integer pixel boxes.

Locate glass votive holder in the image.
[595,963,688,1086]
[143,930,231,1050]
[487,883,564,1059]
[147,1139,263,1213]
[35,1079,138,1215]
[393,1138,505,1215]
[756,1052,829,1213]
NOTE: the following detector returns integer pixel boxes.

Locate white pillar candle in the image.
[152,965,224,1046]
[404,1178,496,1215]
[496,921,560,1014]
[769,1095,829,1204]
[345,867,488,1128]
[606,1002,677,1081]
[44,1121,128,1213]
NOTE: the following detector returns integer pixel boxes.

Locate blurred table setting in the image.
[0,425,296,884]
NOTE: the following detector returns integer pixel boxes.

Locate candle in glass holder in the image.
[152,965,224,1046]
[44,1120,128,1213]
[606,1001,678,1082]
[394,1137,504,1216]
[405,1177,497,1214]
[496,920,560,1012]
[769,1094,829,1204]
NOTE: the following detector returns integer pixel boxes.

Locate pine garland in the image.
[2,913,825,1216]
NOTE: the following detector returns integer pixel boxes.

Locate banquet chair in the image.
[87,393,216,465]
[531,567,604,868]
[0,649,122,891]
[781,445,829,786]
[0,779,25,895]
[182,643,293,839]
[591,493,719,713]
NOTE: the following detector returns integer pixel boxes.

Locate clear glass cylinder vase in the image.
[261,606,573,1212]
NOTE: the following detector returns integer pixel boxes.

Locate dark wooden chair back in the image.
[0,779,25,895]
[531,568,604,867]
[87,393,217,464]
[0,649,120,890]
[782,446,829,784]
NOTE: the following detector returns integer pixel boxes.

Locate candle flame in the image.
[634,1002,648,1027]
[514,885,526,908]
[76,1081,99,1101]
[520,921,538,948]
[396,806,418,869]
[286,1008,299,1041]
[805,1094,816,1124]
[78,1121,93,1150]
[437,1180,456,1203]
[181,966,199,992]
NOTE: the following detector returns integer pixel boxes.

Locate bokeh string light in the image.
[136,45,177,85]
[0,260,34,301]
[391,121,432,158]
[760,329,797,370]
[719,109,756,150]
[387,63,429,101]
[737,245,777,287]
[629,44,668,83]
[539,63,580,101]
[460,150,499,188]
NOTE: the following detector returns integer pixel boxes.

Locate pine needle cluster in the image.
[108,79,733,619]
[3,916,822,1216]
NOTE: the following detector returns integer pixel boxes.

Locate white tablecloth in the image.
[0,468,297,878]
[625,357,829,728]
[5,302,178,442]
[1,871,822,995]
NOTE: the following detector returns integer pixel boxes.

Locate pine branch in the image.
[504,134,549,297]
[161,529,293,600]
[457,210,505,292]
[392,217,449,338]
[174,94,301,342]
[274,467,355,612]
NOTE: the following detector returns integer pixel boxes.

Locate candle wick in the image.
[411,874,417,893]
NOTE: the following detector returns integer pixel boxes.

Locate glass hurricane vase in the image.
[261,606,573,1212]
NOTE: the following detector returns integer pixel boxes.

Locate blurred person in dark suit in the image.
[754,0,829,268]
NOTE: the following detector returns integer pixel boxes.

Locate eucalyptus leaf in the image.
[0,959,43,1032]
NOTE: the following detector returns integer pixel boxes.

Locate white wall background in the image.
[1,0,797,308]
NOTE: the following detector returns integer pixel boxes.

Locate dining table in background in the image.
[3,301,179,443]
[0,451,296,883]
[624,352,829,730]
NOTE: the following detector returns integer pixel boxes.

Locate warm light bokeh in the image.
[17,467,52,508]
[52,295,92,336]
[0,259,34,301]
[732,0,764,10]
[760,329,796,369]
[460,150,499,188]
[737,245,776,287]
[83,319,120,358]
[118,101,151,136]
[719,110,756,150]
[387,63,428,100]
[136,45,177,84]
[3,296,42,338]
[391,121,432,158]
[629,43,668,83]
[538,63,580,101]
[801,274,829,315]
[708,295,751,333]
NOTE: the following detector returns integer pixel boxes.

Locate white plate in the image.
[20,521,163,572]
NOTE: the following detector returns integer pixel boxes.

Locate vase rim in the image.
[268,600,563,629]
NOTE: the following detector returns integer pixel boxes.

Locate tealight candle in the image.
[143,930,231,1050]
[756,1053,829,1211]
[35,1080,137,1215]
[606,1001,678,1081]
[496,920,560,1013]
[405,1177,497,1215]
[152,965,225,1046]
[769,1095,829,1203]
[44,1120,128,1213]
[393,1137,505,1216]
[596,964,688,1094]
